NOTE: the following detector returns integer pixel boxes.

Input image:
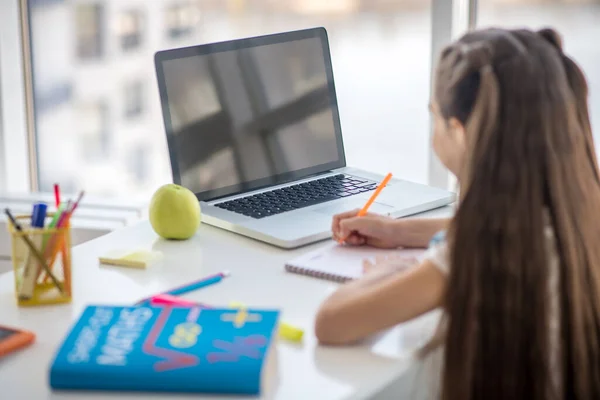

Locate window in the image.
[123,80,144,119]
[128,145,149,182]
[75,3,105,60]
[78,101,109,160]
[477,0,600,148]
[165,2,201,39]
[9,0,460,200]
[118,10,144,51]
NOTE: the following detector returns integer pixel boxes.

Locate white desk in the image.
[0,206,450,400]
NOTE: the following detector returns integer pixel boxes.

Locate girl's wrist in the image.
[391,218,448,248]
[391,219,411,247]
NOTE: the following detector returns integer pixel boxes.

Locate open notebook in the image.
[285,243,426,283]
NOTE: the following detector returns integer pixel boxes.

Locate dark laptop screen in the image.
[156,29,345,201]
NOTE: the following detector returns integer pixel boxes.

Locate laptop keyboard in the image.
[214,174,377,219]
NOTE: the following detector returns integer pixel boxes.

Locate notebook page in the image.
[287,244,426,280]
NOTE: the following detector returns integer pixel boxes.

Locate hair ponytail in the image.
[537,28,597,178]
[460,63,500,193]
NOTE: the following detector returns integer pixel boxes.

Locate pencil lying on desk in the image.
[337,172,393,244]
[133,271,230,306]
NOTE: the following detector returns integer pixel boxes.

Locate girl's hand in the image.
[332,209,400,248]
[362,255,419,275]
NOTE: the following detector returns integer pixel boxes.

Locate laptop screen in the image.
[156,28,345,201]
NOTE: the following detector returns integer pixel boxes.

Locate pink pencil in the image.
[55,200,72,228]
[68,191,85,215]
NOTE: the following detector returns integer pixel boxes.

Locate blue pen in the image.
[134,271,230,306]
[167,271,230,296]
[31,203,48,228]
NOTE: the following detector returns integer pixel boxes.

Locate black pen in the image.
[5,208,64,294]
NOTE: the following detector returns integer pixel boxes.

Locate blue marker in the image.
[31,203,48,228]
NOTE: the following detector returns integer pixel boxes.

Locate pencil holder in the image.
[8,213,72,306]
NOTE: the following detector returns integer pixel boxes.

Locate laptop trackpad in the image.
[313,199,394,216]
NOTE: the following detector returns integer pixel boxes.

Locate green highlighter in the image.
[41,204,65,251]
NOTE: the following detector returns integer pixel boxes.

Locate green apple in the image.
[149,184,201,240]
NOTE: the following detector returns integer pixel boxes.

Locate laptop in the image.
[154,27,455,249]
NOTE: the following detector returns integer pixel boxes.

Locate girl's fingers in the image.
[347,233,366,246]
[335,232,366,246]
[332,208,361,235]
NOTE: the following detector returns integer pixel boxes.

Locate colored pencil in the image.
[134,271,230,306]
[42,192,84,285]
[5,209,64,295]
[338,173,393,244]
[60,191,84,293]
[53,184,60,208]
[167,272,229,296]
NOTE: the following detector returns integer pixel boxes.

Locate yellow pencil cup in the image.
[8,213,72,306]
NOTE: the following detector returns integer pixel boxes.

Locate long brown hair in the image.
[429,28,600,399]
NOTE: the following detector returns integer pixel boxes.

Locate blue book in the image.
[49,305,280,395]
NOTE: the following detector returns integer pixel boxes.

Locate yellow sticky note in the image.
[99,249,162,269]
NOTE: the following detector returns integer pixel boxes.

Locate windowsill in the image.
[0,192,148,262]
[0,192,147,215]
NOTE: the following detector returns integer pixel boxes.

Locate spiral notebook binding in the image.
[285,264,353,283]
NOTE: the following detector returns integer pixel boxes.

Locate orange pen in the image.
[337,172,393,244]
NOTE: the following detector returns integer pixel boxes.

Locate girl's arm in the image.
[314,260,446,345]
[395,218,450,248]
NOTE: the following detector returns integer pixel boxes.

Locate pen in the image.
[67,191,85,217]
[41,192,84,285]
[31,203,47,228]
[54,184,60,208]
[36,204,66,282]
[60,191,84,293]
[20,203,48,297]
[55,200,72,228]
[134,271,230,306]
[5,209,64,295]
[42,196,76,284]
[167,271,230,296]
[42,200,71,262]
[46,204,65,231]
[338,172,393,244]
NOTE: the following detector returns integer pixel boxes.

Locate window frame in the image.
[0,0,34,193]
[429,0,477,189]
[1,0,475,195]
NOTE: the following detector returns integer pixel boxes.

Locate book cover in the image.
[49,305,280,395]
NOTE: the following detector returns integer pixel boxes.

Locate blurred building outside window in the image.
[166,2,201,39]
[118,9,144,51]
[78,101,109,161]
[123,80,144,119]
[75,3,104,60]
